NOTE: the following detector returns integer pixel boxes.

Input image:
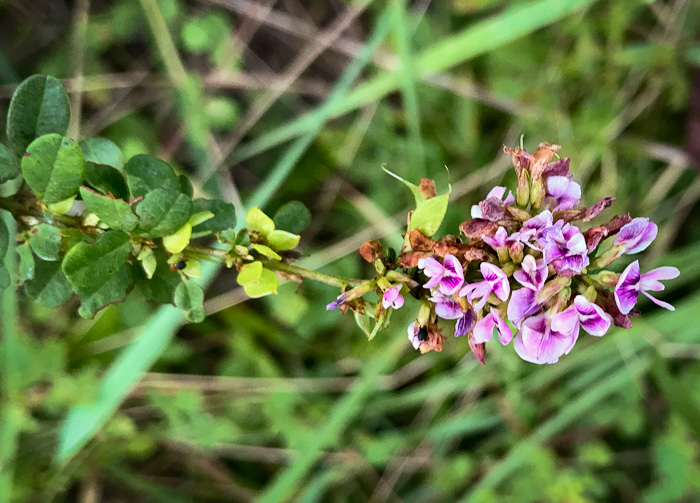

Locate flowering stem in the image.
[261,260,362,289]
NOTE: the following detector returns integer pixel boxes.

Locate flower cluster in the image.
[328,142,678,365]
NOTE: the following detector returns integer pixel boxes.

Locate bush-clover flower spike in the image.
[418,255,464,295]
[613,217,658,255]
[551,295,612,338]
[614,260,680,314]
[473,308,513,345]
[460,263,510,311]
[382,286,404,310]
[545,176,581,210]
[513,311,578,365]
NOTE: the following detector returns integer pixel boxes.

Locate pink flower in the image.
[613,218,658,255]
[546,176,581,210]
[428,292,462,319]
[473,308,513,345]
[471,186,515,221]
[614,260,679,314]
[551,296,612,338]
[418,254,464,295]
[507,288,541,328]
[510,210,553,250]
[382,286,404,310]
[454,309,477,337]
[513,255,548,291]
[541,220,589,276]
[483,226,511,250]
[459,263,510,311]
[513,312,578,365]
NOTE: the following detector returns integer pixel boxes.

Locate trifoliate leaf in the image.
[251,244,281,260]
[0,143,20,183]
[17,242,35,283]
[74,263,132,318]
[24,258,72,307]
[135,189,192,239]
[246,206,274,236]
[85,162,129,199]
[174,280,204,311]
[7,75,70,155]
[162,222,192,254]
[237,261,262,284]
[21,134,86,203]
[267,229,300,251]
[124,154,180,197]
[191,199,236,234]
[241,267,278,298]
[29,223,62,261]
[62,230,132,289]
[79,137,124,169]
[273,200,312,234]
[80,187,138,231]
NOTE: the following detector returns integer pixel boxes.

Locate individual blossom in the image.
[513,311,578,365]
[546,176,581,210]
[471,186,515,221]
[541,220,589,276]
[428,292,462,320]
[454,308,477,337]
[459,263,510,311]
[326,293,347,311]
[510,210,553,250]
[482,226,509,250]
[613,217,658,255]
[551,295,612,338]
[513,254,548,291]
[614,260,679,314]
[507,287,541,328]
[473,308,513,345]
[418,254,464,295]
[382,286,404,310]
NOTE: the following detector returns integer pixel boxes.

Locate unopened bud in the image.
[509,241,524,264]
[530,176,545,211]
[516,169,530,209]
[536,276,571,305]
[591,270,621,287]
[591,246,623,269]
[417,302,432,327]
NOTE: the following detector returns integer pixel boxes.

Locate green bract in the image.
[6,74,70,155]
[21,134,86,204]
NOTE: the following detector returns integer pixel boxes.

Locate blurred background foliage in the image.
[1,0,700,501]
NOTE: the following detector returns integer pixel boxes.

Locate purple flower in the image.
[418,254,464,295]
[507,287,541,328]
[614,260,679,314]
[473,308,513,345]
[483,226,510,250]
[546,176,581,210]
[613,218,658,255]
[459,263,510,311]
[513,312,578,365]
[510,210,553,250]
[382,286,404,310]
[407,322,427,350]
[470,186,515,219]
[429,292,462,320]
[513,255,548,291]
[326,293,347,311]
[541,220,589,275]
[454,309,476,337]
[551,295,612,338]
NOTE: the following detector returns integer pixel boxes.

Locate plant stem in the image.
[261,259,362,289]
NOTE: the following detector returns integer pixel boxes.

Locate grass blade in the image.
[231,0,598,163]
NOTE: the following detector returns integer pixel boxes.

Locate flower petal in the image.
[614,260,641,315]
[473,314,496,344]
[614,218,658,254]
[435,299,462,320]
[641,290,675,311]
[419,256,443,277]
[455,309,476,337]
[573,295,611,336]
[507,288,541,328]
[492,309,513,345]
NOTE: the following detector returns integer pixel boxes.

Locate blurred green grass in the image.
[1,0,700,501]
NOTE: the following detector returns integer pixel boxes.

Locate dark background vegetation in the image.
[1,0,700,501]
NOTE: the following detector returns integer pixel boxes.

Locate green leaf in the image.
[6,75,70,155]
[251,244,282,260]
[75,264,132,318]
[28,223,62,261]
[62,230,132,289]
[21,134,86,204]
[179,174,194,198]
[273,201,312,234]
[0,144,21,183]
[174,280,204,311]
[237,261,262,284]
[137,247,157,279]
[354,311,372,339]
[191,199,236,234]
[134,251,180,304]
[24,258,72,307]
[162,223,192,254]
[123,154,180,198]
[246,206,275,236]
[267,230,300,251]
[0,217,8,260]
[188,211,214,227]
[381,166,425,206]
[411,192,450,237]
[135,189,193,239]
[241,267,278,298]
[79,137,124,170]
[16,243,35,283]
[80,187,138,231]
[185,306,206,323]
[85,162,129,200]
[47,195,76,215]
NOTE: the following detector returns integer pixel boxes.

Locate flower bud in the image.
[590,270,621,287]
[591,246,623,269]
[509,241,524,264]
[516,169,530,209]
[530,176,545,211]
[535,276,572,305]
